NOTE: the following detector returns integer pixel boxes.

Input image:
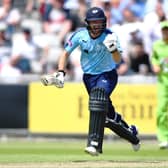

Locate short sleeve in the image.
[64,31,80,54]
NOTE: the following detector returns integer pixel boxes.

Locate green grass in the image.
[0,139,167,163]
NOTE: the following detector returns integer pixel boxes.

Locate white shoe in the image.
[132,142,141,151]
[159,141,168,149]
[84,146,99,156]
[129,125,141,151]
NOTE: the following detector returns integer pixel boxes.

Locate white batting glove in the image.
[103,33,118,53]
[41,71,65,88]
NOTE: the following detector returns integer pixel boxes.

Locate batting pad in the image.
[105,117,140,145]
[87,87,108,153]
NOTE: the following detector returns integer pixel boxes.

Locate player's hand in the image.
[103,33,117,53]
[41,71,65,88]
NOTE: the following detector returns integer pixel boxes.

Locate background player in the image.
[151,20,168,149]
[41,7,140,156]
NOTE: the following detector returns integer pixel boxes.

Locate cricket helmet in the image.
[85,7,107,38]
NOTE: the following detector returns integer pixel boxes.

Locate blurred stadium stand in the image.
[0,0,27,11]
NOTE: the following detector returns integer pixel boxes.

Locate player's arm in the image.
[41,29,80,88]
[151,48,161,74]
[58,50,70,71]
[111,50,121,63]
[41,50,69,88]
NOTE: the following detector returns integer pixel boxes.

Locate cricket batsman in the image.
[41,7,140,156]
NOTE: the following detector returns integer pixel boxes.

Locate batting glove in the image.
[103,33,118,53]
[41,71,65,88]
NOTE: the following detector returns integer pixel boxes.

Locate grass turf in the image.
[0,139,167,164]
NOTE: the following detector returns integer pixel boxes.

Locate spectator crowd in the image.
[0,0,168,81]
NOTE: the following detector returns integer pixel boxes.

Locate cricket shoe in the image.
[84,146,99,156]
[129,125,141,151]
[159,141,168,149]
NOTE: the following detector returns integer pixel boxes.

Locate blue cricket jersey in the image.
[65,28,122,75]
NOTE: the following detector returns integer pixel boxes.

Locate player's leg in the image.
[96,70,140,151]
[105,100,140,151]
[85,87,108,156]
[157,85,168,149]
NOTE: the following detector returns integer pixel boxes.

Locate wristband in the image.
[58,70,66,76]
